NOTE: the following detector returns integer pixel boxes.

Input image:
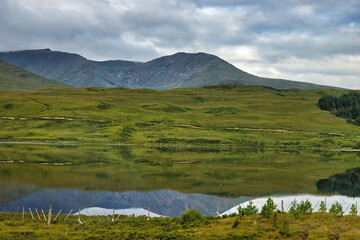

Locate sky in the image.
[0,0,359,89]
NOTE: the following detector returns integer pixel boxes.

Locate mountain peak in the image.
[169,51,220,59]
[36,48,52,51]
[0,49,341,90]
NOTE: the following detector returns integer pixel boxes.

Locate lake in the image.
[0,143,359,216]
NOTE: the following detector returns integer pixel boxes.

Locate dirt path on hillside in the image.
[173,123,204,129]
[0,116,78,120]
[225,127,290,132]
[0,117,347,137]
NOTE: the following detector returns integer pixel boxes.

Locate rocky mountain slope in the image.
[0,49,339,90]
[0,60,71,91]
[0,49,117,87]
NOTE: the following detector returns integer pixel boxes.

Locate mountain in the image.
[0,49,117,87]
[95,52,337,90]
[0,49,340,90]
[0,60,71,91]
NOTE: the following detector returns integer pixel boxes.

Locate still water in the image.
[0,143,359,216]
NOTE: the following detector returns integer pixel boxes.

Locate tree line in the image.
[318,92,360,125]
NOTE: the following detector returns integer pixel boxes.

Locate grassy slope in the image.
[1,84,360,197]
[0,61,71,91]
[1,212,360,239]
[0,83,358,149]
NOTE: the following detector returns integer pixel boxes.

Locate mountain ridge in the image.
[0,49,342,90]
[0,60,71,91]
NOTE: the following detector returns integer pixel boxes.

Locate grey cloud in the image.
[0,0,359,88]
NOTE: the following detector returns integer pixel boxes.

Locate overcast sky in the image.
[0,0,359,89]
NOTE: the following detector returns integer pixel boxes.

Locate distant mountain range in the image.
[0,49,341,90]
[0,60,71,91]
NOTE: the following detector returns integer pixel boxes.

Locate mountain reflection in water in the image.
[0,187,250,216]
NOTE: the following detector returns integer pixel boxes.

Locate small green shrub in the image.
[289,199,298,215]
[162,104,189,113]
[329,202,344,217]
[119,126,135,139]
[289,199,312,217]
[180,209,204,226]
[97,102,112,110]
[238,201,258,217]
[232,218,239,228]
[318,200,327,213]
[298,199,312,214]
[279,219,291,236]
[272,212,278,228]
[349,203,358,216]
[3,103,13,109]
[261,198,277,219]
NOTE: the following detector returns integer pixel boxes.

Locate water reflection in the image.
[0,187,249,216]
[317,168,360,197]
[1,143,360,198]
[222,194,360,216]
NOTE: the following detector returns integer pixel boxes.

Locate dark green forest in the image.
[318,92,360,125]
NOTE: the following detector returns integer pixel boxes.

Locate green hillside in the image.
[0,61,71,91]
[0,83,358,149]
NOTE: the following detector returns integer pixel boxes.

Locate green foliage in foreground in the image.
[238,200,258,217]
[349,203,358,216]
[261,197,277,219]
[318,200,327,213]
[289,199,313,218]
[329,201,344,217]
[1,211,360,239]
[180,209,205,227]
[0,84,360,150]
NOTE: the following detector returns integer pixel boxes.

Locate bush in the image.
[119,126,135,139]
[329,201,344,217]
[163,104,188,113]
[228,213,237,217]
[298,200,312,214]
[349,203,358,216]
[180,209,204,226]
[279,219,290,236]
[238,201,258,217]
[97,102,112,110]
[289,199,312,217]
[232,218,239,228]
[289,199,298,215]
[261,198,277,219]
[318,200,327,213]
[3,103,13,109]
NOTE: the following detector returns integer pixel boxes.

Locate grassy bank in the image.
[1,211,360,239]
[0,84,359,150]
